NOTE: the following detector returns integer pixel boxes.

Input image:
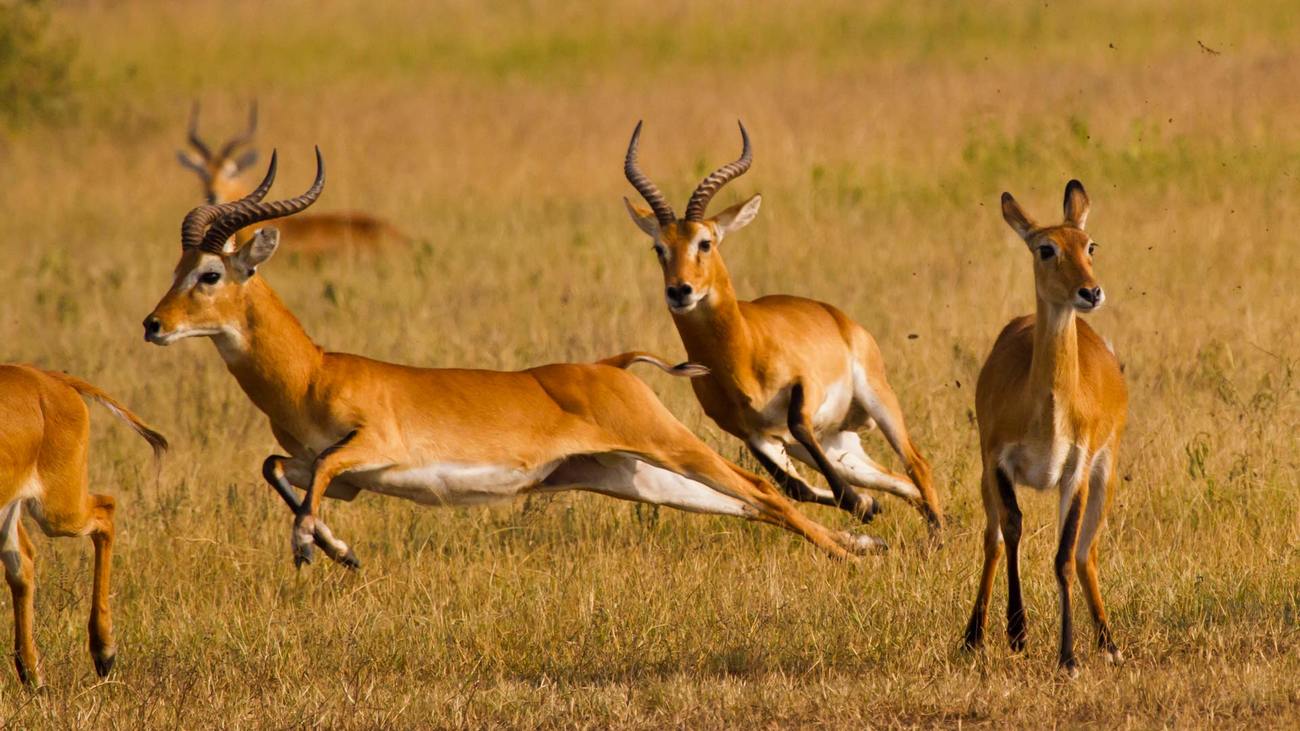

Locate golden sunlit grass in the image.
[0,0,1297,727]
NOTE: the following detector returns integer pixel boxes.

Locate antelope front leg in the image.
[263,455,360,569]
[294,431,380,570]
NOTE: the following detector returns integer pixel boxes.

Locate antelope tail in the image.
[597,351,710,378]
[47,372,169,459]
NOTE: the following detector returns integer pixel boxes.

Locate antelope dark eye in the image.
[199,271,222,285]
[698,240,712,253]
[653,245,666,260]
[1088,243,1097,256]
[1037,245,1056,261]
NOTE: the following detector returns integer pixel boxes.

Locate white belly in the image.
[359,461,557,506]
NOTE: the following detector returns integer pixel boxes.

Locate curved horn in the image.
[181,150,278,250]
[684,120,752,222]
[186,101,212,160]
[199,147,324,253]
[624,121,676,227]
[218,100,259,161]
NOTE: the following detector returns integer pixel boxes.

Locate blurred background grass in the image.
[0,0,1297,726]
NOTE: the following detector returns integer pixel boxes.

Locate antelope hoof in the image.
[1059,655,1080,679]
[339,547,361,571]
[854,495,881,523]
[840,531,888,556]
[294,542,314,568]
[93,648,117,678]
[1104,647,1124,664]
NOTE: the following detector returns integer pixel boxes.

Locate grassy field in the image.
[1,0,1299,726]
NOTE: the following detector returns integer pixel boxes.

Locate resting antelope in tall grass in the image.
[622,122,942,542]
[143,150,883,569]
[0,365,166,686]
[177,102,406,256]
[960,180,1127,675]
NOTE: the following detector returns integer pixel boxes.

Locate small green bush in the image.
[0,0,76,127]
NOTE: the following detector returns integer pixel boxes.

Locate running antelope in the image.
[622,122,942,540]
[177,102,406,256]
[960,180,1127,675]
[0,365,167,686]
[143,150,882,569]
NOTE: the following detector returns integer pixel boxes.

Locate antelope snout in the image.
[665,283,693,305]
[143,315,166,344]
[1074,286,1104,311]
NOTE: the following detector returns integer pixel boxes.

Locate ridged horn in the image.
[624,121,676,227]
[186,101,212,160]
[181,150,278,250]
[217,100,259,161]
[684,120,752,221]
[198,147,324,253]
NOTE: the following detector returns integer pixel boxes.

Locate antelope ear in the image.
[1063,179,1090,229]
[624,197,660,238]
[233,148,259,173]
[232,227,280,278]
[713,194,761,237]
[177,150,206,173]
[1001,192,1038,241]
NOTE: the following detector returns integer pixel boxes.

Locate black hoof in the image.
[339,548,361,571]
[294,543,314,569]
[94,650,116,678]
[1009,634,1027,653]
[962,619,984,651]
[851,496,879,524]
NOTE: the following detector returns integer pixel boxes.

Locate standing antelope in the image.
[0,365,167,686]
[144,150,883,569]
[177,102,406,256]
[622,122,943,541]
[960,181,1127,675]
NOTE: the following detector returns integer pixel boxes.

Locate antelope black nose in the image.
[143,316,162,337]
[1078,287,1102,305]
[666,283,693,302]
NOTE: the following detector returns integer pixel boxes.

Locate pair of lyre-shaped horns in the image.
[624,120,753,228]
[180,147,324,254]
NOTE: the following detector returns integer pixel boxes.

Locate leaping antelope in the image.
[143,150,883,569]
[0,365,167,686]
[177,102,406,257]
[622,122,943,540]
[960,181,1128,675]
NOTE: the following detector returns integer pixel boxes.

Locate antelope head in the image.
[176,101,261,205]
[623,121,762,315]
[1001,180,1105,312]
[144,149,324,346]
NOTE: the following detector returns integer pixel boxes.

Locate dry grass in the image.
[1,0,1298,727]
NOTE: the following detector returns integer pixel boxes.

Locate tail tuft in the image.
[596,351,709,378]
[47,371,169,460]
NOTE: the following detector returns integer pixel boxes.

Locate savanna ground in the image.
[1,1,1298,727]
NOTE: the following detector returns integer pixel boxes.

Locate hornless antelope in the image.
[960,181,1127,675]
[623,122,943,540]
[177,102,406,256]
[0,365,167,686]
[144,151,883,569]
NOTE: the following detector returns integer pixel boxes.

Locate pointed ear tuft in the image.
[1063,179,1090,229]
[233,228,280,277]
[1001,192,1038,241]
[624,197,660,238]
[714,194,761,236]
